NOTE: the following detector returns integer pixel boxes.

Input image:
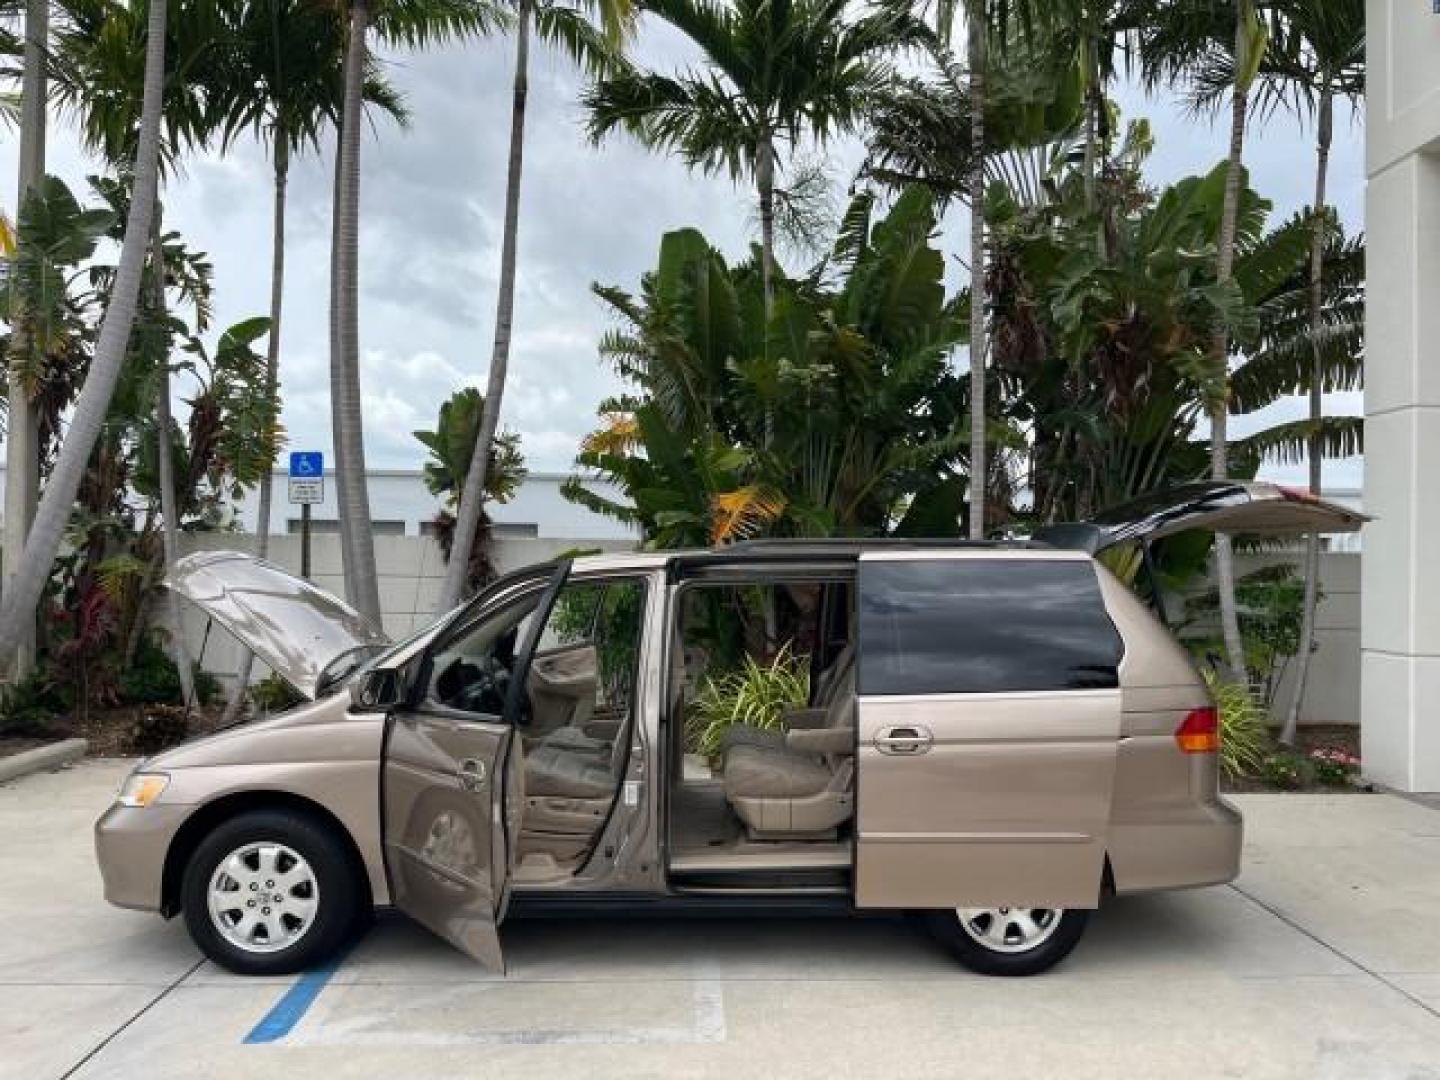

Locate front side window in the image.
[426,588,546,715]
[858,559,1122,696]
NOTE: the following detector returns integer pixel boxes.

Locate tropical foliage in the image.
[1,171,276,734]
[565,185,972,544]
[0,0,1368,754]
[413,387,526,591]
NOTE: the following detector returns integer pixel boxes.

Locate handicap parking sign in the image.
[288,451,324,504]
[289,451,323,477]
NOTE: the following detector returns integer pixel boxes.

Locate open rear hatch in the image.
[165,550,390,699]
[1034,481,1366,554]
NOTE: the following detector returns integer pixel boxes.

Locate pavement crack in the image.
[58,958,205,1079]
[1228,882,1440,1024]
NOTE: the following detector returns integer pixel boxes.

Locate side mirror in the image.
[350,668,402,712]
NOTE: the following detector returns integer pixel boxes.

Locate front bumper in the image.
[94,801,192,913]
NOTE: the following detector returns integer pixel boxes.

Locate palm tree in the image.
[329,0,501,625]
[583,0,925,315]
[50,0,222,702]
[213,0,406,709]
[1135,0,1271,681]
[216,0,406,561]
[966,0,986,538]
[435,0,630,613]
[1259,0,1363,742]
[4,0,49,677]
[0,0,168,668]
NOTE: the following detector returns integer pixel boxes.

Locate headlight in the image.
[117,772,170,808]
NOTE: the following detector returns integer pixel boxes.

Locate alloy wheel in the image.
[206,842,320,954]
[955,907,1063,954]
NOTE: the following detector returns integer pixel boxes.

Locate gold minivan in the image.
[94,482,1362,977]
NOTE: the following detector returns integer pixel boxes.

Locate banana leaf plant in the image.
[565,185,977,546]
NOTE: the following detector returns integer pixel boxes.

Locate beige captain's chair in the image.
[720,660,856,839]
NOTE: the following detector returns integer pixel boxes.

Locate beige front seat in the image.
[527,645,597,737]
[722,663,856,839]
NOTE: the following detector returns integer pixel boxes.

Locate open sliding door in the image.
[853,552,1123,910]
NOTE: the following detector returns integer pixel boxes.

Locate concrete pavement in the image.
[2,759,1439,1079]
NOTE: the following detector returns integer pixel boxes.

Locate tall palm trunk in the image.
[228,137,290,715]
[756,133,776,313]
[0,0,168,668]
[1081,33,1098,214]
[150,209,197,708]
[1208,9,1254,683]
[331,0,382,625]
[254,139,289,561]
[967,0,987,540]
[328,127,353,602]
[436,0,532,614]
[1280,81,1333,745]
[755,132,777,457]
[4,0,48,677]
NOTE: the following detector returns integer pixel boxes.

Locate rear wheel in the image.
[924,906,1089,976]
[181,809,363,976]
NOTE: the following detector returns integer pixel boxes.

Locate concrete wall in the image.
[1239,553,1360,729]
[176,532,634,693]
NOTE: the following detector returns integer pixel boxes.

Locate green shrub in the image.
[121,705,191,756]
[687,643,810,758]
[117,636,224,707]
[117,637,183,705]
[0,671,67,737]
[193,666,222,706]
[1257,748,1314,790]
[250,673,304,714]
[1202,670,1270,780]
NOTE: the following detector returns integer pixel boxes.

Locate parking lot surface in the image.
[3,759,1440,1079]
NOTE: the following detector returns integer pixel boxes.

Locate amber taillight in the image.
[1176,706,1220,753]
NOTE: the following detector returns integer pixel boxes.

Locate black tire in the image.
[181,809,364,976]
[923,907,1090,976]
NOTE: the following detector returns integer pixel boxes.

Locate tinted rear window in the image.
[858,559,1121,695]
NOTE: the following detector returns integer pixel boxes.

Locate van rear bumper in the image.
[1107,796,1243,895]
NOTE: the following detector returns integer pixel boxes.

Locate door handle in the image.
[457,758,488,791]
[874,725,933,755]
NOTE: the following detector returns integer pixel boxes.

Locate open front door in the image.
[382,563,570,969]
[853,553,1124,910]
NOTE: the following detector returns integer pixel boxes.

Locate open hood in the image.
[165,550,390,700]
[1034,481,1367,555]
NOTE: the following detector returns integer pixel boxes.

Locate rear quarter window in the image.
[858,558,1122,695]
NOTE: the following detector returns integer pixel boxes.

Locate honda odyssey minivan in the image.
[94,482,1363,977]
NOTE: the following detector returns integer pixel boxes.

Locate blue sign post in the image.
[288,452,324,579]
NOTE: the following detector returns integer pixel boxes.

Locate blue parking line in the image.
[243,952,347,1044]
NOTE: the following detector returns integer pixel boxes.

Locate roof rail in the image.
[715,537,1034,554]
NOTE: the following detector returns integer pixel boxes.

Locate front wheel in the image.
[924,907,1089,976]
[181,809,364,976]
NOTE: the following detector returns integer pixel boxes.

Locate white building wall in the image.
[228,470,635,540]
[1363,2,1440,790]
[0,465,637,542]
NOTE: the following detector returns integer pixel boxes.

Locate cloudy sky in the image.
[0,23,1366,491]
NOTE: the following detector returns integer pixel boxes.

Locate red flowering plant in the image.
[1309,746,1361,787]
